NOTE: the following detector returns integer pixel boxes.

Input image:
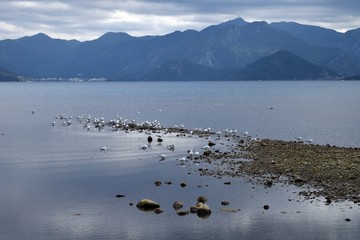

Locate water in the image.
[0,81,359,240]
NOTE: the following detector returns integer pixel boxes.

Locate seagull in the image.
[178,156,186,162]
[202,145,210,150]
[100,146,107,151]
[159,154,167,161]
[157,137,163,143]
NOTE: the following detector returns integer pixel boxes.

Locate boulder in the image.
[176,210,190,216]
[136,199,160,211]
[191,202,212,219]
[173,201,184,210]
[197,196,208,203]
[154,208,163,214]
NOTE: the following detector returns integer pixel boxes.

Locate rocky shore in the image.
[198,138,360,204]
[66,114,359,205]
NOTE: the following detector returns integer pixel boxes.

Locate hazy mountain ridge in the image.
[0,18,359,80]
[0,66,19,81]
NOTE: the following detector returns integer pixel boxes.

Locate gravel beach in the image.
[198,137,360,204]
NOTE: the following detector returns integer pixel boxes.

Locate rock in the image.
[115,194,125,198]
[136,199,160,211]
[164,181,172,185]
[173,201,184,210]
[197,196,208,203]
[264,180,273,187]
[263,204,270,210]
[345,218,351,222]
[224,181,231,185]
[154,208,163,214]
[325,197,332,204]
[180,182,187,187]
[194,203,212,219]
[208,141,216,147]
[203,150,212,156]
[176,210,190,216]
[221,201,230,206]
[154,180,162,186]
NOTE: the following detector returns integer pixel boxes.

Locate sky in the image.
[0,0,359,41]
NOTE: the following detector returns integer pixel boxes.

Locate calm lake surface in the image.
[0,81,359,240]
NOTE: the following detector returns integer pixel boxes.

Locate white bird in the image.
[243,131,249,136]
[177,156,186,162]
[305,139,313,143]
[100,146,107,151]
[202,145,210,150]
[159,154,167,161]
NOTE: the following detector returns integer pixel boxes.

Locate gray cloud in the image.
[0,0,359,41]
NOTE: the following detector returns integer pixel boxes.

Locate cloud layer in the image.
[0,0,359,41]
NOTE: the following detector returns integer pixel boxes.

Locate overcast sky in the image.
[0,0,359,41]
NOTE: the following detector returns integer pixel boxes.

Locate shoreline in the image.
[71,114,360,205]
[197,137,360,205]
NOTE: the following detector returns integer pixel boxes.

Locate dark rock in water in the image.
[203,150,212,156]
[263,204,270,210]
[224,181,231,185]
[154,180,162,186]
[129,203,133,206]
[157,137,163,143]
[264,180,273,187]
[345,218,351,222]
[154,208,163,214]
[164,181,172,185]
[176,210,190,216]
[147,135,153,144]
[173,201,184,210]
[208,141,216,147]
[221,201,230,206]
[197,196,208,203]
[116,194,126,198]
[194,203,212,219]
[180,182,187,187]
[136,199,160,211]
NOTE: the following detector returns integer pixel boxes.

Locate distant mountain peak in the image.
[33,32,51,38]
[97,32,132,40]
[233,50,338,80]
[219,17,248,27]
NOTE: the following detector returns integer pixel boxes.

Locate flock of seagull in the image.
[51,114,314,163]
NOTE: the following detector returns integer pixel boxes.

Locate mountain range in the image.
[0,17,360,81]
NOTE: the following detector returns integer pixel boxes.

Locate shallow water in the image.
[0,81,359,240]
